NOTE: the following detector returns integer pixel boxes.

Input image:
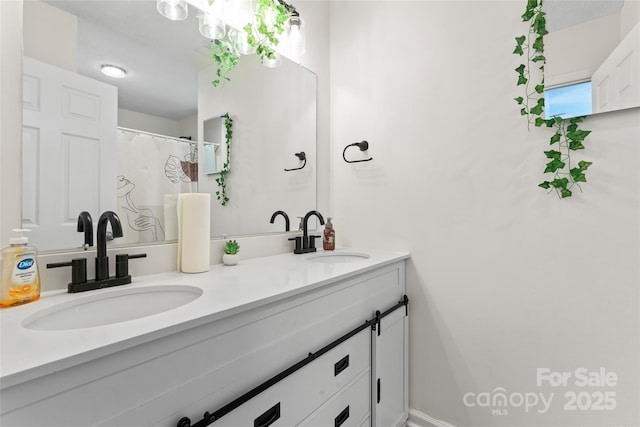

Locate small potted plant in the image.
[222,240,240,266]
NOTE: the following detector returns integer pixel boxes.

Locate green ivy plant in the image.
[514,0,592,198]
[211,40,240,87]
[243,0,291,63]
[208,0,292,86]
[215,113,233,206]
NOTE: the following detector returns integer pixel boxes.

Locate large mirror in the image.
[22,0,316,251]
[544,0,640,118]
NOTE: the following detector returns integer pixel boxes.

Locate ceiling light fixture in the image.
[157,0,188,21]
[100,64,127,78]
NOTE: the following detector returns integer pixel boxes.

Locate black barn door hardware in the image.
[176,295,408,427]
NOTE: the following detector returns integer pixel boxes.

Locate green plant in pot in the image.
[223,240,240,266]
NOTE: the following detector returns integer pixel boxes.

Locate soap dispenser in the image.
[323,217,335,251]
[1,229,41,308]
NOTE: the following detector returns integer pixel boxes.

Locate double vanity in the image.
[0,249,409,427]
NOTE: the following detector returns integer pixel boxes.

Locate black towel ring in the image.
[284,151,306,171]
[343,141,372,163]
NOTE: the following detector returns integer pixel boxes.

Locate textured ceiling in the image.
[544,0,625,32]
[43,0,213,121]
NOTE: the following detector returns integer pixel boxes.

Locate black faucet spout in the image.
[270,210,290,232]
[302,210,324,239]
[77,211,93,249]
[96,211,123,280]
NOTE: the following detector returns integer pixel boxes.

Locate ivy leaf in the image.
[517,75,528,85]
[545,119,556,128]
[578,160,593,170]
[539,181,551,189]
[532,55,546,63]
[522,9,536,21]
[550,177,569,189]
[569,140,585,150]
[544,150,561,160]
[515,35,526,46]
[560,188,573,198]
[567,130,591,141]
[514,96,524,105]
[533,12,548,36]
[529,99,544,115]
[549,133,561,145]
[515,64,526,74]
[534,117,546,127]
[567,123,578,132]
[521,108,528,116]
[544,159,566,173]
[532,35,544,52]
[570,168,587,182]
[534,84,544,94]
[513,45,524,55]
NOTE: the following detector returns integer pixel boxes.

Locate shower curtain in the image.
[116,128,198,244]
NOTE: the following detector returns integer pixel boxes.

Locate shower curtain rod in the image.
[117,127,195,145]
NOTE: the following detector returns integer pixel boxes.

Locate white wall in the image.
[22,0,77,72]
[330,2,639,426]
[0,0,23,251]
[118,108,197,139]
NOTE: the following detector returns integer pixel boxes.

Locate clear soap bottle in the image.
[1,229,41,308]
[323,217,335,251]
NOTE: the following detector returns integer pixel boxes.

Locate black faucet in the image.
[77,211,93,250]
[48,210,147,293]
[295,210,324,254]
[270,210,290,232]
[96,211,123,281]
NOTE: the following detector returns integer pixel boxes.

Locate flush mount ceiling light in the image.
[157,0,188,21]
[100,64,127,78]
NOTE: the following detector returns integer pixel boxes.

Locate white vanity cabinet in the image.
[0,254,408,427]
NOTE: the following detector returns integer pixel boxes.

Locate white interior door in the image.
[592,23,640,114]
[22,56,117,250]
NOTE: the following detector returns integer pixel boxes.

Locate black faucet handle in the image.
[115,253,147,278]
[47,258,87,285]
[308,235,320,251]
[288,237,303,253]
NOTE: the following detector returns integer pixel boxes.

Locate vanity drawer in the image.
[218,328,370,427]
[297,370,371,427]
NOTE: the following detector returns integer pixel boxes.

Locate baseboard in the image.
[406,409,456,427]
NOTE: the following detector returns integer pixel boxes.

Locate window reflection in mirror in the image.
[544,0,640,117]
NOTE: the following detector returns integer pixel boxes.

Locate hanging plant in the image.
[211,40,240,87]
[243,0,291,63]
[208,0,292,85]
[514,0,592,198]
[215,113,233,206]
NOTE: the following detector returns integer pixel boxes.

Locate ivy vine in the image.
[243,0,290,63]
[211,40,240,87]
[514,0,592,198]
[208,0,292,86]
[215,113,233,206]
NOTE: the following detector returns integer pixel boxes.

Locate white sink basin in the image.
[22,285,202,331]
[308,252,371,263]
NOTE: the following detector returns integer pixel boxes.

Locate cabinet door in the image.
[372,307,408,427]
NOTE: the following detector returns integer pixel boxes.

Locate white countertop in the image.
[0,248,408,389]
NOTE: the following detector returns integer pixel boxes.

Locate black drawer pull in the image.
[254,402,280,427]
[334,405,350,427]
[334,354,349,376]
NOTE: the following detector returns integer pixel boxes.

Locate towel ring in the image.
[343,141,372,163]
[284,151,306,171]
